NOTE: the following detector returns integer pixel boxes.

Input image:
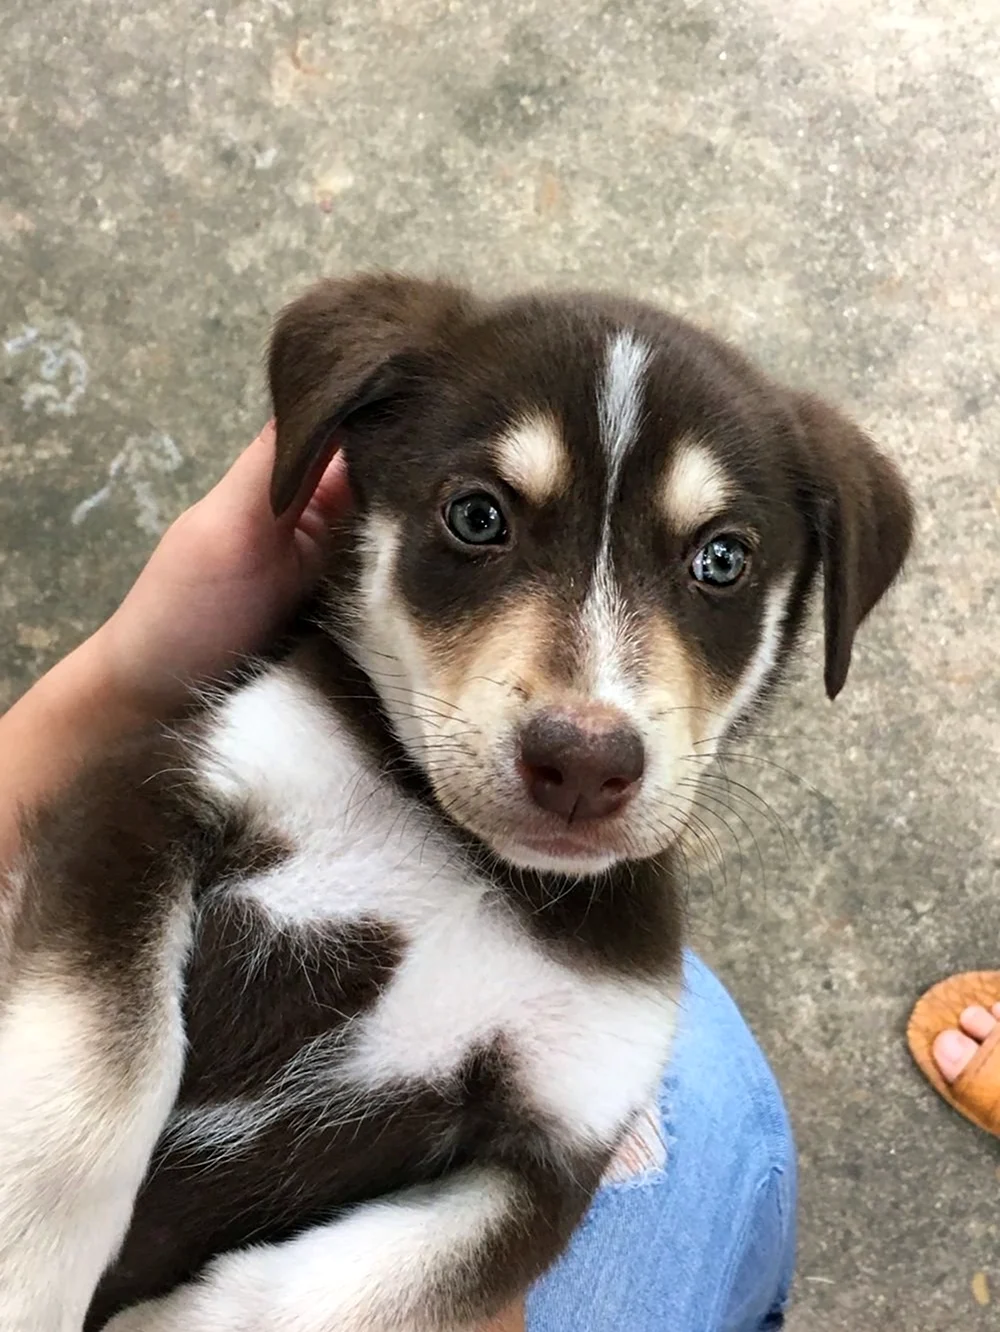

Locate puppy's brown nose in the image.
[519,708,645,822]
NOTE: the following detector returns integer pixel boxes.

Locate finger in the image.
[201,422,350,542]
[296,451,352,544]
[292,453,354,586]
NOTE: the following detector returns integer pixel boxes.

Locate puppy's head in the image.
[269,274,913,875]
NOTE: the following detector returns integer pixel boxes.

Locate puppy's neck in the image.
[288,629,682,979]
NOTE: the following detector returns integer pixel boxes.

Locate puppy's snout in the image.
[519,708,645,822]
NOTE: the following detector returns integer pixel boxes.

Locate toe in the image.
[992,1001,1000,1022]
[959,1005,997,1041]
[933,1029,981,1083]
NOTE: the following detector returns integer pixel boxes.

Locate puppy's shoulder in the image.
[193,658,365,809]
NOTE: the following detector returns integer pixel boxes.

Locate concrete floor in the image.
[2,0,998,1326]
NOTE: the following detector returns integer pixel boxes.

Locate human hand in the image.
[2,423,530,1324]
[96,421,348,718]
[0,423,346,863]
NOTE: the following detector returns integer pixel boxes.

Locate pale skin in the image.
[0,422,525,1332]
[0,423,347,865]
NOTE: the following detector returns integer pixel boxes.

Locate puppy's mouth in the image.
[440,789,653,875]
[500,826,625,874]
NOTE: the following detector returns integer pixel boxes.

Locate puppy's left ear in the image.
[793,394,914,700]
[267,273,472,516]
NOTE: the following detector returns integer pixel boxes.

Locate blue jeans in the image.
[528,953,797,1330]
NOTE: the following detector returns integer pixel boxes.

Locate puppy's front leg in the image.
[0,889,191,1332]
[101,1158,598,1332]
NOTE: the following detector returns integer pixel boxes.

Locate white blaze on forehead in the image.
[662,439,735,532]
[492,413,570,504]
[581,329,653,704]
[597,328,654,500]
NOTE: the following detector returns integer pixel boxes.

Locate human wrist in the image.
[91,596,213,726]
[0,629,152,866]
[58,625,163,739]
[3,624,155,793]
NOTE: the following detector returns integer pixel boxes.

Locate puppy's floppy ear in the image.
[793,393,914,700]
[267,273,471,516]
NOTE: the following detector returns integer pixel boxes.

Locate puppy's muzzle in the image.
[519,705,645,822]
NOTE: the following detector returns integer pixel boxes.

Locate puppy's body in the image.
[0,278,913,1332]
[83,651,679,1324]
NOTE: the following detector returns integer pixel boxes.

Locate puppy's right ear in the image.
[268,273,471,516]
[792,393,914,700]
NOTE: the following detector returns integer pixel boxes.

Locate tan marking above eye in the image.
[660,439,735,534]
[491,414,571,506]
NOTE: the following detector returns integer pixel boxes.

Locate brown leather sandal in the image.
[907,970,1000,1138]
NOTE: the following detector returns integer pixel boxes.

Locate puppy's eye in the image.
[444,492,509,546]
[691,535,749,588]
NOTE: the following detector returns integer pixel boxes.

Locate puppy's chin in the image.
[429,783,647,877]
[491,836,622,878]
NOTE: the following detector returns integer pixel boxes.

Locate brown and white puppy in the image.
[0,275,913,1332]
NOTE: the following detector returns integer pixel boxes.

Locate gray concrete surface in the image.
[2,0,998,1326]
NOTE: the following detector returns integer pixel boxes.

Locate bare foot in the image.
[932,1002,1000,1082]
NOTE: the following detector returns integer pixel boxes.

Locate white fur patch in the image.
[349,513,442,762]
[343,898,677,1149]
[196,666,678,1156]
[718,572,795,735]
[492,413,569,504]
[0,908,190,1331]
[103,1167,514,1332]
[579,562,639,713]
[662,439,734,532]
[579,330,653,711]
[597,329,653,484]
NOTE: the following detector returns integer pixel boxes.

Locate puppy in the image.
[0,275,913,1332]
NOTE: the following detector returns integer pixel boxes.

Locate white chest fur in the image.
[197,666,679,1152]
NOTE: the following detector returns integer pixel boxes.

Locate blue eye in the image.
[444,492,509,546]
[691,535,749,587]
